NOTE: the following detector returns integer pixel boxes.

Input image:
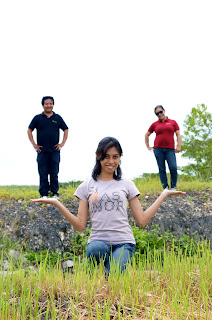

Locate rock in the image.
[61,260,74,274]
[0,271,9,277]
[0,191,211,252]
[9,250,20,260]
[27,265,38,272]
[2,260,10,270]
[61,260,74,269]
[129,190,212,240]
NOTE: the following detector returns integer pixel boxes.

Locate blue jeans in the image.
[37,151,60,196]
[86,241,135,274]
[153,148,177,189]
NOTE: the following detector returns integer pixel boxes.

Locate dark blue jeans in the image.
[153,148,177,189]
[37,151,60,196]
[86,241,135,274]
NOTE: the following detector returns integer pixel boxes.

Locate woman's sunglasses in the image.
[156,110,163,116]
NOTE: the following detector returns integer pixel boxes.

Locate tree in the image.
[181,104,212,180]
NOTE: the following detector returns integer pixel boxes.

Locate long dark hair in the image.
[92,137,123,181]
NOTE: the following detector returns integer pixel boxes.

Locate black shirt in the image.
[28,112,68,152]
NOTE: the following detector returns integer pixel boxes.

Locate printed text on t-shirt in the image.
[89,192,124,213]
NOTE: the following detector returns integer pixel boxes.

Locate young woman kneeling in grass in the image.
[31,137,186,274]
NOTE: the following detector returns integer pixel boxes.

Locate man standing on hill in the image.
[27,96,69,198]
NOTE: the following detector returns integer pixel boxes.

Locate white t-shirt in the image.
[74,178,140,245]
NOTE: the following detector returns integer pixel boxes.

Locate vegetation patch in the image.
[0,176,211,201]
[0,177,211,318]
[0,244,211,319]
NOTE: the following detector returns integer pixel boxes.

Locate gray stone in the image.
[9,250,20,260]
[0,190,211,252]
[2,260,10,270]
[61,260,74,268]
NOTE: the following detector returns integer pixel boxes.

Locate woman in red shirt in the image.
[145,105,181,190]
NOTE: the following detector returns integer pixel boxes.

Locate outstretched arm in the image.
[30,198,88,232]
[129,189,186,227]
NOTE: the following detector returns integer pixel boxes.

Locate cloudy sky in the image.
[0,0,211,185]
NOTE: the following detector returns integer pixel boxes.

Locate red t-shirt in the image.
[148,117,179,149]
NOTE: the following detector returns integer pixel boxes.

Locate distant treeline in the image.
[58,180,83,189]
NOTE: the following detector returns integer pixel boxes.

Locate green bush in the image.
[0,224,207,268]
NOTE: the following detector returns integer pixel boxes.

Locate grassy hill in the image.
[0,174,211,201]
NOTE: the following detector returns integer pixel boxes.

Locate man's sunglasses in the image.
[156,110,163,116]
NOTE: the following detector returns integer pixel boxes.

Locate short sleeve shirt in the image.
[74,178,140,245]
[148,117,179,149]
[28,112,68,152]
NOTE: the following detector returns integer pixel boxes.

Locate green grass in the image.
[133,173,212,195]
[3,226,198,269]
[0,183,79,201]
[0,245,211,319]
[0,175,211,201]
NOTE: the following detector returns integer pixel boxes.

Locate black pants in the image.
[37,151,60,197]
